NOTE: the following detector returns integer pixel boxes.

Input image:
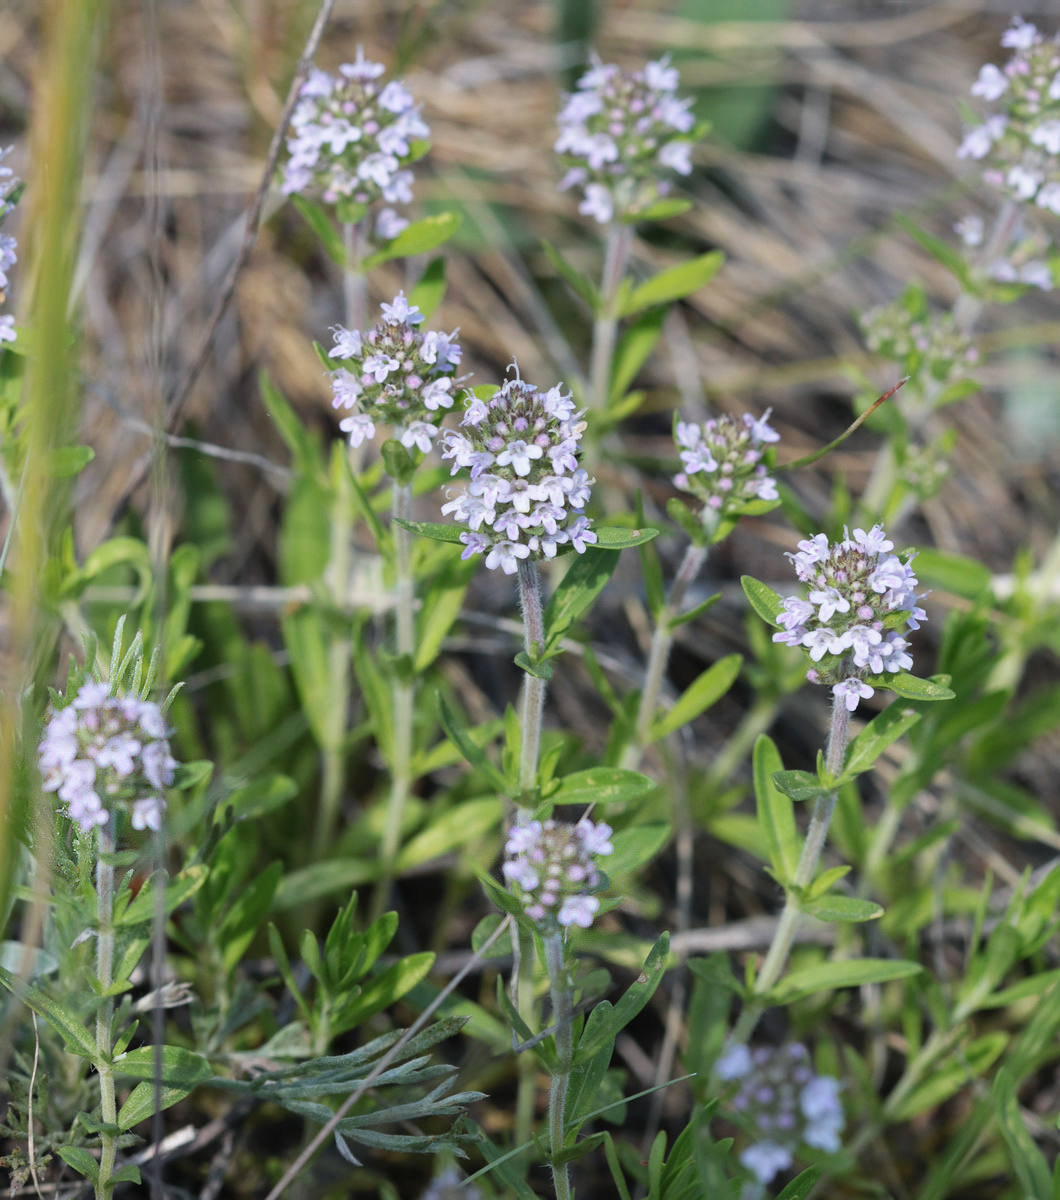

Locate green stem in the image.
[95,821,117,1199]
[342,219,366,332]
[545,933,573,1200]
[588,222,632,414]
[513,927,538,1150]
[373,481,415,921]
[621,542,708,770]
[732,698,850,1044]
[517,560,546,801]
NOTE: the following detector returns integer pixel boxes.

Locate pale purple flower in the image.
[1001,17,1038,51]
[971,63,1008,101]
[833,677,875,711]
[740,1142,793,1185]
[503,816,612,932]
[1036,182,1060,214]
[674,410,780,521]
[0,315,14,344]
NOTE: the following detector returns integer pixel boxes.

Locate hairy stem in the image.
[732,698,850,1044]
[588,222,633,414]
[621,542,708,770]
[545,933,573,1200]
[373,481,415,920]
[95,821,117,1199]
[517,559,546,801]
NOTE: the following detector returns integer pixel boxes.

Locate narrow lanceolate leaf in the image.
[620,252,724,316]
[841,698,922,780]
[573,934,669,1064]
[114,1045,213,1086]
[0,966,97,1059]
[771,958,922,1004]
[754,735,799,885]
[591,526,660,549]
[436,693,508,793]
[648,654,742,742]
[772,770,831,803]
[364,211,462,266]
[802,896,884,923]
[513,651,553,681]
[394,518,464,545]
[775,1167,825,1200]
[541,238,599,309]
[740,575,784,627]
[117,1080,202,1132]
[548,767,655,809]
[56,1146,99,1184]
[862,672,955,701]
[544,546,620,645]
[610,306,667,404]
[290,195,346,266]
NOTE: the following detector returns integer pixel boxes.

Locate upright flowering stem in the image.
[732,698,850,1045]
[622,540,708,770]
[544,933,574,1200]
[342,219,366,333]
[373,480,415,919]
[588,222,632,414]
[517,558,546,799]
[94,820,118,1200]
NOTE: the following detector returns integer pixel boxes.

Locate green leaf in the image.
[592,526,660,549]
[574,935,669,1064]
[648,654,742,741]
[0,965,97,1058]
[669,591,720,630]
[514,650,553,680]
[803,896,884,923]
[771,958,922,1003]
[273,859,378,911]
[283,607,341,751]
[290,194,345,266]
[740,575,784,627]
[436,693,509,793]
[776,1166,824,1200]
[666,496,704,544]
[110,1164,143,1185]
[364,211,462,266]
[544,546,620,645]
[394,518,464,545]
[117,1080,201,1132]
[380,438,417,485]
[754,735,799,885]
[541,238,599,309]
[114,1045,213,1086]
[994,1065,1054,1199]
[218,861,283,974]
[56,1146,99,1184]
[548,767,655,809]
[408,256,447,318]
[118,865,206,926]
[336,952,435,1029]
[218,775,298,822]
[610,306,666,404]
[895,213,971,287]
[398,797,503,870]
[414,552,475,670]
[862,672,955,701]
[772,770,831,802]
[914,547,992,599]
[45,445,95,478]
[888,1032,1007,1121]
[606,823,670,878]
[620,252,724,316]
[624,197,692,224]
[841,698,922,780]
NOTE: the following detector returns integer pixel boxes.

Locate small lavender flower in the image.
[328,292,462,453]
[555,56,699,224]
[771,524,926,712]
[957,19,1060,221]
[281,48,428,228]
[721,1042,845,1184]
[38,681,179,835]
[860,293,979,381]
[502,816,613,931]
[440,372,596,571]
[0,146,19,345]
[673,409,779,517]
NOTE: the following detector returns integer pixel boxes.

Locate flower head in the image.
[502,816,613,931]
[771,525,926,711]
[440,373,595,570]
[673,410,779,517]
[957,20,1060,218]
[329,293,462,453]
[281,49,428,222]
[720,1042,846,1184]
[555,56,699,223]
[38,681,178,836]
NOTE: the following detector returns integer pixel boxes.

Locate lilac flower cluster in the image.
[772,525,926,712]
[328,293,462,453]
[0,146,19,346]
[38,681,179,835]
[859,296,979,382]
[440,375,597,574]
[716,1042,845,1184]
[502,816,613,931]
[555,57,697,224]
[281,49,428,237]
[957,18,1060,219]
[673,410,779,517]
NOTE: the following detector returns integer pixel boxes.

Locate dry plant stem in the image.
[517,559,546,800]
[262,916,513,1200]
[589,222,633,413]
[95,822,118,1200]
[622,542,709,770]
[732,698,851,1045]
[373,481,415,921]
[343,219,366,332]
[545,933,574,1200]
